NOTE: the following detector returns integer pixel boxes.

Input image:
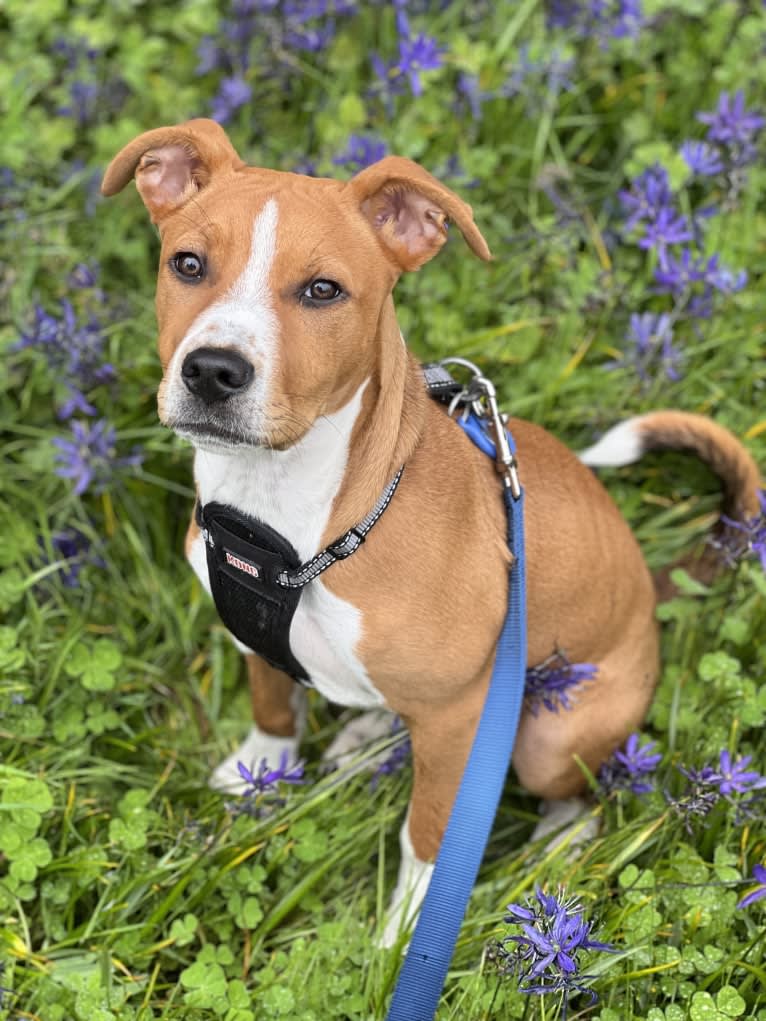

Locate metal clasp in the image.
[440,357,522,500]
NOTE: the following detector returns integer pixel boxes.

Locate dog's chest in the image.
[187,387,387,709]
[187,532,384,708]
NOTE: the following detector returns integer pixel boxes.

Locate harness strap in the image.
[275,466,405,589]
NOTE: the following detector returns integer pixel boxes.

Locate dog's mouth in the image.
[170,421,262,450]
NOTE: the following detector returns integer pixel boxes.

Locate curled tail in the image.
[580,410,762,521]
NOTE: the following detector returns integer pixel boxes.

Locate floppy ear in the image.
[346,156,491,272]
[101,118,245,224]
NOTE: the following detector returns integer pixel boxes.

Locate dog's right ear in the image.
[101,119,244,224]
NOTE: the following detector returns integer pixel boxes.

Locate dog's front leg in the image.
[209,655,307,793]
[380,682,488,947]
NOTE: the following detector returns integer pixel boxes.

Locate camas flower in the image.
[716,750,766,796]
[598,733,662,795]
[44,528,103,588]
[679,140,725,178]
[715,490,766,573]
[490,887,615,1013]
[609,312,683,384]
[53,419,143,497]
[211,75,252,124]
[548,0,644,44]
[524,655,597,715]
[237,750,305,794]
[666,752,766,832]
[697,90,764,152]
[737,864,766,909]
[370,717,411,788]
[16,300,116,419]
[619,165,674,232]
[333,134,388,170]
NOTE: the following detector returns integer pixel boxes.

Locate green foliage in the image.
[1,0,765,1018]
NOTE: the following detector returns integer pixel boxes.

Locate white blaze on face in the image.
[164,198,280,435]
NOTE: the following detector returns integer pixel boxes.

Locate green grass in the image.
[1,1,766,1018]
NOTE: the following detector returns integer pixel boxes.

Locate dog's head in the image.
[102,119,490,452]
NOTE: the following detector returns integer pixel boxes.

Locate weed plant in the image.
[1,1,765,1018]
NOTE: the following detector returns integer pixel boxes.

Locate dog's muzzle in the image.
[181,346,254,405]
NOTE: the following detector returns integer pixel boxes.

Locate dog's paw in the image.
[376,819,434,949]
[323,708,398,774]
[531,797,600,853]
[209,725,301,795]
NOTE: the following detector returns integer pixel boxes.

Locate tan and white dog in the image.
[102,119,762,944]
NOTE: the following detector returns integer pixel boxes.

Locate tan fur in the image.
[637,411,761,518]
[103,120,760,864]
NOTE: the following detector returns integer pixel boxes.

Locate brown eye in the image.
[304,279,342,302]
[171,252,204,280]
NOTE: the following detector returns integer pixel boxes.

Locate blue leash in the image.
[385,412,527,1021]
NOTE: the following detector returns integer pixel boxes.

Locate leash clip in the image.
[439,357,522,500]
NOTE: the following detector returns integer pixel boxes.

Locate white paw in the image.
[209,725,301,794]
[323,708,399,775]
[531,797,600,853]
[378,819,434,949]
[210,690,307,794]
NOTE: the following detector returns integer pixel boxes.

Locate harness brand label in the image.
[225,549,261,579]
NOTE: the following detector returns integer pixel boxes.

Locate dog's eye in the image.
[171,252,205,281]
[304,279,342,302]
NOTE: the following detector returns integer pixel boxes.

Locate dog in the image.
[102,118,762,945]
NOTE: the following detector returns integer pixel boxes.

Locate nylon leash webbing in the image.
[385,481,526,1021]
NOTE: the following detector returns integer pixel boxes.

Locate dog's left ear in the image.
[347,156,491,272]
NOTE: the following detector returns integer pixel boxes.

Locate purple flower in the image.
[211,75,252,124]
[717,750,766,796]
[503,44,575,108]
[611,312,683,383]
[53,419,143,497]
[715,490,766,572]
[40,528,103,588]
[491,887,615,1005]
[197,37,228,75]
[652,247,704,296]
[456,73,489,122]
[236,750,305,794]
[636,206,693,256]
[524,656,597,715]
[370,717,411,788]
[598,733,662,795]
[666,764,723,832]
[652,248,746,307]
[737,864,766,909]
[333,134,387,170]
[547,0,644,43]
[680,141,725,178]
[697,90,765,150]
[395,33,444,97]
[15,301,116,419]
[619,165,674,232]
[68,262,99,290]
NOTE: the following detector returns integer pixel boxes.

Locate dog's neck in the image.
[193,295,427,561]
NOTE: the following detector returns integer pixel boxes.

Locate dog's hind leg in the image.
[513,624,660,825]
[209,655,307,793]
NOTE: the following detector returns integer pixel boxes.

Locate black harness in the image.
[195,364,461,685]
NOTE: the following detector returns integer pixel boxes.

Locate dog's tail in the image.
[580,410,762,520]
[580,412,762,595]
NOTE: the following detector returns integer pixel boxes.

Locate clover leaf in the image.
[64,639,122,691]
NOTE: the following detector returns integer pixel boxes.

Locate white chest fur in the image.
[187,381,386,710]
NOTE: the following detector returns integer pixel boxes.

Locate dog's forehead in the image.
[161,168,378,269]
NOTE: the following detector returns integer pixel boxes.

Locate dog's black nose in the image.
[181,347,254,404]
